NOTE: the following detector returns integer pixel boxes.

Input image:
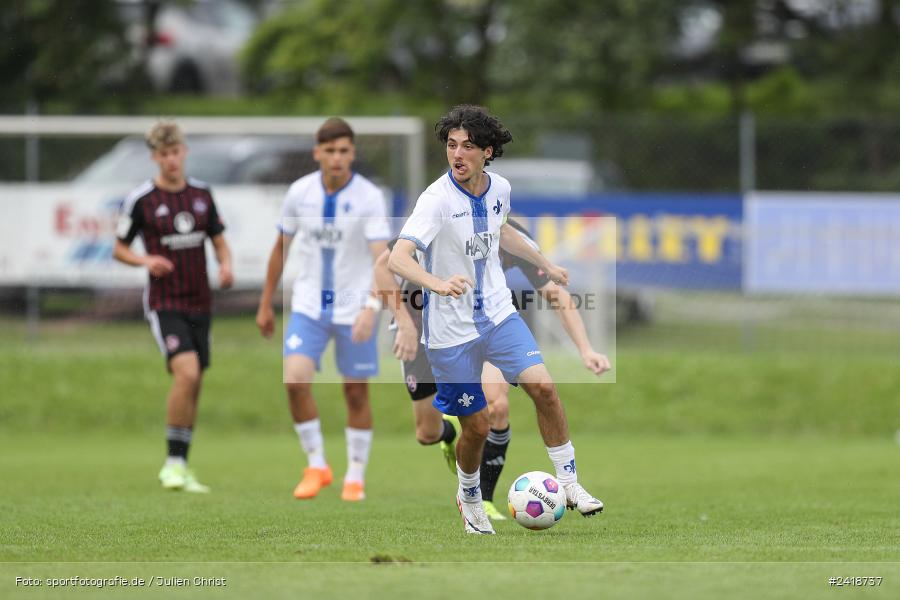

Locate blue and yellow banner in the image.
[512,194,744,289]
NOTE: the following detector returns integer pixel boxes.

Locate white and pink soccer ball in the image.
[507,471,566,530]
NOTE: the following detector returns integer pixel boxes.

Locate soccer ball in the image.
[507,471,566,530]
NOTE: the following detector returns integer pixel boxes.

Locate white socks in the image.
[294,419,327,469]
[294,420,373,482]
[547,440,577,486]
[344,427,373,483]
[456,463,482,504]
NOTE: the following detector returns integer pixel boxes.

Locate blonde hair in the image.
[145,120,185,150]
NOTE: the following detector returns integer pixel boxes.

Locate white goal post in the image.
[0,114,426,197]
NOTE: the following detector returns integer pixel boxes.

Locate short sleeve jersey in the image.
[387,217,549,334]
[279,171,390,325]
[398,170,516,349]
[116,178,225,314]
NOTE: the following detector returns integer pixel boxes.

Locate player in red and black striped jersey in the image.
[374,217,611,520]
[113,121,233,494]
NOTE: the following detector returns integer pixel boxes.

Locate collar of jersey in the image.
[447,169,491,202]
[319,171,356,197]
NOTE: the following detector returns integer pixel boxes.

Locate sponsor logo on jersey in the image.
[161,231,205,250]
[452,211,470,219]
[155,204,170,218]
[526,350,541,357]
[305,224,343,247]
[465,232,494,259]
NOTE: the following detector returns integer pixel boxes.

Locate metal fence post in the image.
[25,100,39,182]
[739,111,756,352]
[739,111,756,193]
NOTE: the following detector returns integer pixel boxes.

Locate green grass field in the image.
[1,315,898,599]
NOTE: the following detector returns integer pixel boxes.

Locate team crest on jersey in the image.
[192,199,207,214]
[492,198,502,215]
[174,212,195,233]
[465,232,494,259]
[155,204,170,218]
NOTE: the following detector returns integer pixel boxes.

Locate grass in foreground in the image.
[1,432,898,598]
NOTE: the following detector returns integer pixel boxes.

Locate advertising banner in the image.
[745,192,900,295]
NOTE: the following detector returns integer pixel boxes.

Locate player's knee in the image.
[529,381,557,405]
[172,360,201,388]
[490,396,510,425]
[415,425,440,445]
[464,410,491,440]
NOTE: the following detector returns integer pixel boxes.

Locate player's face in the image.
[446,128,492,184]
[314,136,356,181]
[151,143,186,183]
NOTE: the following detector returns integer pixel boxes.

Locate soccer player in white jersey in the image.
[256,118,390,502]
[389,105,605,534]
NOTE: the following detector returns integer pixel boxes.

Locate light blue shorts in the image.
[425,313,544,416]
[284,312,378,379]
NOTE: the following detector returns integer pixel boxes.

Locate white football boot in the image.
[456,493,496,534]
[564,482,604,517]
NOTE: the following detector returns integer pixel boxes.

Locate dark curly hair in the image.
[435,105,512,165]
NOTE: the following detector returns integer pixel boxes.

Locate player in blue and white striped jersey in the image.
[389,105,605,534]
[256,118,390,503]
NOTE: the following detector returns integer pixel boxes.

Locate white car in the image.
[120,0,257,94]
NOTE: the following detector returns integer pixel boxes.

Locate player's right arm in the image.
[112,240,174,277]
[113,195,173,277]
[256,233,293,338]
[389,192,472,297]
[388,239,472,297]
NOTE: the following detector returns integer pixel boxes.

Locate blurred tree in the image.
[0,0,132,110]
[490,0,681,112]
[242,0,502,108]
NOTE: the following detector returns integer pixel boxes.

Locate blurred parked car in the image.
[486,158,623,197]
[117,0,257,94]
[73,136,317,186]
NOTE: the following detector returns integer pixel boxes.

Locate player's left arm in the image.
[210,234,233,289]
[206,196,233,289]
[538,281,611,376]
[499,223,568,285]
[351,238,389,343]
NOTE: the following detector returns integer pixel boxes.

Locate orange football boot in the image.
[293,466,333,499]
[341,480,366,502]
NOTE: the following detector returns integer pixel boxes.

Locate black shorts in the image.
[148,310,211,370]
[401,343,437,401]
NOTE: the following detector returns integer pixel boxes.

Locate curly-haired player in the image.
[389,105,607,534]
